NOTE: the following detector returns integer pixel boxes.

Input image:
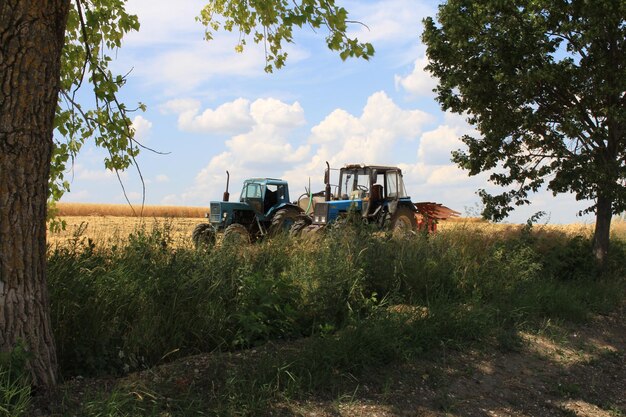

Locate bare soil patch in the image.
[273,306,625,417]
[43,305,625,416]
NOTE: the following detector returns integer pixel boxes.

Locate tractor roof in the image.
[244,178,288,185]
[342,163,403,173]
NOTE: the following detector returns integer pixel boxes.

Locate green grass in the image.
[0,345,32,417]
[42,222,626,416]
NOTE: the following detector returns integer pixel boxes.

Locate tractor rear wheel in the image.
[391,206,417,237]
[301,224,324,241]
[192,223,216,248]
[270,207,301,236]
[289,215,312,237]
[223,223,251,245]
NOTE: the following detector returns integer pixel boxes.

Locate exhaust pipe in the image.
[324,161,331,201]
[223,171,230,202]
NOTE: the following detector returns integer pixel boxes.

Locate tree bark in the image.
[0,0,70,389]
[592,194,613,268]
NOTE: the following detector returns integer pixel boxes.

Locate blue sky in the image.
[59,0,596,224]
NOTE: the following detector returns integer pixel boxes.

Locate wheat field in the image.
[54,202,207,218]
[48,203,207,248]
[47,203,626,248]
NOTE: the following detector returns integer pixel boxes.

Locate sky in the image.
[58,0,597,224]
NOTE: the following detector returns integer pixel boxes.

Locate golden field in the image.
[47,202,626,248]
[48,203,207,248]
[47,216,207,248]
[54,202,207,218]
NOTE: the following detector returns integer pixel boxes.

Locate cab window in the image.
[242,183,262,199]
[386,171,405,198]
[266,184,286,200]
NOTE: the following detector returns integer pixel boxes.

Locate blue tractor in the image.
[192,173,303,247]
[291,163,419,235]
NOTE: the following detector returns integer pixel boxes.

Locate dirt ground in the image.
[277,307,626,417]
[44,306,622,417]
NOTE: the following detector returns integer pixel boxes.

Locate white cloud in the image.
[160,98,200,115]
[130,41,265,94]
[162,97,305,136]
[395,56,438,97]
[161,194,179,205]
[417,125,462,165]
[59,189,91,202]
[427,164,470,186]
[164,97,308,204]
[306,91,432,168]
[119,0,310,94]
[398,112,484,205]
[346,0,435,44]
[125,0,208,47]
[179,98,253,134]
[114,192,144,205]
[70,164,121,182]
[249,98,306,129]
[131,115,152,142]
[155,174,169,183]
[280,91,434,196]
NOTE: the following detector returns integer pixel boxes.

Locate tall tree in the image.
[0,0,70,389]
[422,0,625,264]
[0,0,372,389]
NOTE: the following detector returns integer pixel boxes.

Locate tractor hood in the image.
[209,201,253,225]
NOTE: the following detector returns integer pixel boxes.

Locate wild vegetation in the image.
[2,216,623,415]
[1,0,374,389]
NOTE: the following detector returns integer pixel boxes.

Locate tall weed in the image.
[48,221,626,381]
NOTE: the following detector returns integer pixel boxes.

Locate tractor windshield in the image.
[241,182,262,200]
[240,182,264,214]
[339,169,370,200]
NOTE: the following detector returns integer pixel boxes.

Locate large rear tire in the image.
[223,223,251,245]
[289,215,312,237]
[301,224,324,241]
[270,206,301,236]
[192,223,216,248]
[391,206,417,237]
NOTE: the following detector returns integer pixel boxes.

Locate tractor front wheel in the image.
[391,206,417,237]
[270,207,301,236]
[223,223,251,245]
[192,223,216,248]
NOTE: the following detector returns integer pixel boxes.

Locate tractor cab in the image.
[239,178,290,219]
[337,164,409,218]
[310,164,415,228]
[337,165,407,201]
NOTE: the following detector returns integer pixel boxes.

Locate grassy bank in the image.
[4,221,625,416]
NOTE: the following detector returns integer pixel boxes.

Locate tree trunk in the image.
[592,194,613,268]
[0,0,70,389]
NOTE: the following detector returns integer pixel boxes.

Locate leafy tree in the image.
[0,0,372,389]
[422,0,625,264]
